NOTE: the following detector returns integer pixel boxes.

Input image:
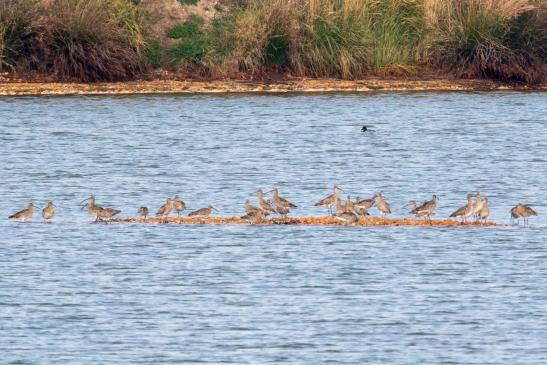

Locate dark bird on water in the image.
[361,126,375,133]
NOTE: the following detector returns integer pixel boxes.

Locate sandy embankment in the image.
[0,78,545,96]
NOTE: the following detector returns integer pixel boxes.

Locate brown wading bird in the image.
[80,195,121,223]
[315,184,344,214]
[8,202,34,222]
[156,198,174,220]
[511,203,537,226]
[173,195,186,217]
[374,193,391,217]
[188,204,215,217]
[410,195,438,221]
[471,192,484,221]
[244,199,259,214]
[354,194,376,216]
[334,194,346,215]
[334,211,359,226]
[138,206,149,220]
[478,197,489,222]
[257,189,276,217]
[42,201,55,221]
[266,188,297,216]
[240,210,264,223]
[343,195,355,214]
[449,193,475,223]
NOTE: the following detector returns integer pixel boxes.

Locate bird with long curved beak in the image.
[265,188,297,216]
[315,184,346,214]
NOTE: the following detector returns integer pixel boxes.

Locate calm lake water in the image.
[1,91,547,364]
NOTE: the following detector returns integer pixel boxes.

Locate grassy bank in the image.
[1,0,545,83]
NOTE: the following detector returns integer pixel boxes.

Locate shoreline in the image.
[112,215,501,228]
[0,78,545,96]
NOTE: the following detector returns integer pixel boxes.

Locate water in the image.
[1,92,546,364]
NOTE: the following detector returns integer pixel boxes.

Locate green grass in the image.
[1,0,545,83]
[178,0,199,5]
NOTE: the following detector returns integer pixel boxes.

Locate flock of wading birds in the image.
[7,185,538,226]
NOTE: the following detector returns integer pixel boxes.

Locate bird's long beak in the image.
[212,207,220,212]
[79,197,90,205]
[264,190,274,194]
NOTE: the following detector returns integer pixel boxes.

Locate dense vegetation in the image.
[1,0,545,83]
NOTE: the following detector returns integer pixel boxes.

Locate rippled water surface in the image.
[1,92,547,364]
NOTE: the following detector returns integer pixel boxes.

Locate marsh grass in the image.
[1,0,545,83]
[0,0,145,81]
[427,0,546,82]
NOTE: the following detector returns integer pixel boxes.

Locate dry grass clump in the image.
[0,0,145,81]
[427,0,546,83]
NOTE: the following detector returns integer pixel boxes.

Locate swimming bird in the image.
[315,184,344,214]
[334,211,359,225]
[42,201,55,221]
[374,193,391,217]
[156,198,174,218]
[449,193,474,223]
[173,195,186,217]
[411,195,438,221]
[188,204,214,217]
[511,203,537,226]
[257,189,276,216]
[9,202,34,222]
[138,206,149,220]
[361,126,375,133]
[478,197,489,222]
[244,199,259,214]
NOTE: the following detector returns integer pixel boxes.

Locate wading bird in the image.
[42,201,55,221]
[374,193,391,217]
[449,193,474,223]
[511,203,537,226]
[9,202,34,222]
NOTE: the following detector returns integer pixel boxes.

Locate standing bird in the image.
[244,199,259,214]
[334,194,346,215]
[9,202,34,222]
[173,195,186,217]
[343,195,355,214]
[471,192,484,221]
[42,201,55,221]
[315,184,344,214]
[189,204,214,217]
[411,195,438,221]
[257,189,276,216]
[449,193,475,223]
[156,198,174,218]
[511,203,537,226]
[354,194,376,216]
[267,188,297,216]
[374,193,391,217]
[138,206,149,220]
[478,197,489,223]
[80,195,121,222]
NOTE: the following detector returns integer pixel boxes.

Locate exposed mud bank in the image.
[113,215,501,227]
[0,78,545,96]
